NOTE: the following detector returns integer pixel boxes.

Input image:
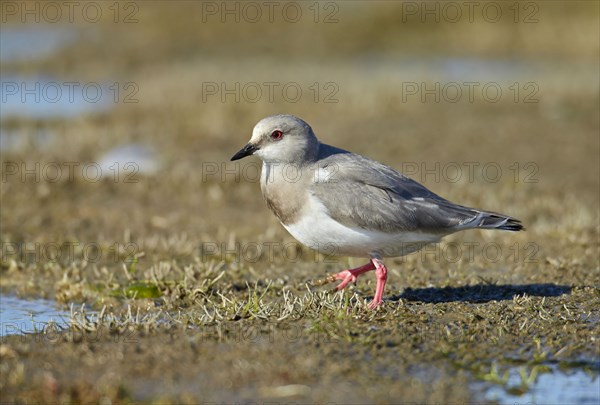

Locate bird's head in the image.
[231,115,319,164]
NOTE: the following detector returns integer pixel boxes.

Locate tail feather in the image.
[468,211,525,231]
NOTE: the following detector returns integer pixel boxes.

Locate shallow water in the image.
[0,294,72,336]
[481,364,600,405]
[97,144,161,176]
[0,26,75,62]
[1,74,113,120]
[355,55,541,80]
[1,27,112,122]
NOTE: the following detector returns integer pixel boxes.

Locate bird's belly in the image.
[282,196,441,257]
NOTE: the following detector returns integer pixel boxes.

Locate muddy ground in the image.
[1,2,599,403]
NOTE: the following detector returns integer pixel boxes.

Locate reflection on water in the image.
[483,364,600,405]
[0,294,72,336]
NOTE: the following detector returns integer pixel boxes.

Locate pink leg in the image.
[314,258,388,309]
[314,261,375,289]
[368,258,388,309]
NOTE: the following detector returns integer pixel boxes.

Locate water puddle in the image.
[436,57,538,81]
[1,27,114,145]
[97,143,161,177]
[0,294,73,336]
[0,26,76,62]
[480,364,600,405]
[1,75,114,120]
[356,55,540,81]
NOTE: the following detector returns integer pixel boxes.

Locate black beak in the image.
[231,143,258,161]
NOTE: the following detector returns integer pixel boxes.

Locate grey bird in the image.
[231,114,523,308]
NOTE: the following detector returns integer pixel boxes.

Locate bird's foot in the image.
[313,269,356,288]
[313,259,388,310]
[313,261,376,290]
[331,269,359,290]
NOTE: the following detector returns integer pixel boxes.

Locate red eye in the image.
[270,130,283,140]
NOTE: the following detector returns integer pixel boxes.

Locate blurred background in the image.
[1,1,599,403]
[2,1,598,248]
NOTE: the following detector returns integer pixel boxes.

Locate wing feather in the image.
[310,146,485,234]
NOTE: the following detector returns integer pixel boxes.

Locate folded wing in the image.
[310,147,522,234]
